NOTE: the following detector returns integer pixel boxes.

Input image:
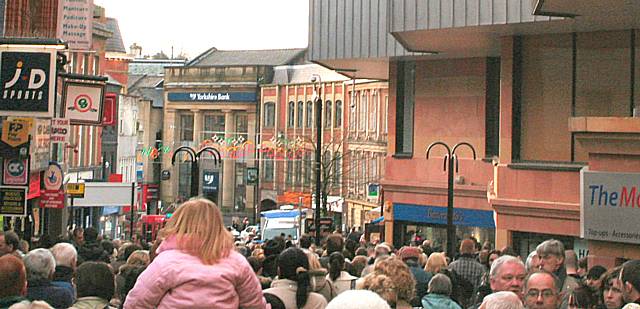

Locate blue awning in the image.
[393,203,495,228]
[260,209,302,219]
[371,216,384,224]
[102,206,120,215]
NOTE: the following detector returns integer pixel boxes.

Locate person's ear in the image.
[20,281,27,296]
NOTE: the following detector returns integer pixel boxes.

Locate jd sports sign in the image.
[0,46,57,117]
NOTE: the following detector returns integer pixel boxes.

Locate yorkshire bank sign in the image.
[581,169,640,244]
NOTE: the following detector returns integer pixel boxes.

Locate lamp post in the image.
[311,74,323,245]
[426,142,476,259]
[171,146,222,198]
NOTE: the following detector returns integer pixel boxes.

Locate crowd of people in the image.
[1,198,640,309]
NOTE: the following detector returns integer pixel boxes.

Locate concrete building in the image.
[308,0,640,264]
[161,48,305,224]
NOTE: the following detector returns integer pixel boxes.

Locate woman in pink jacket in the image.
[123,198,267,309]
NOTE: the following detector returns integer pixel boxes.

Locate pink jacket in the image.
[123,237,267,309]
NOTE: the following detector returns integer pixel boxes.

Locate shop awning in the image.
[102,206,120,215]
[371,216,384,224]
[393,203,495,228]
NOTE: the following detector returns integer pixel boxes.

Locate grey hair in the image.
[428,273,452,296]
[525,250,538,272]
[482,291,524,309]
[24,248,56,282]
[50,243,77,268]
[490,255,524,278]
[524,270,559,293]
[536,239,565,259]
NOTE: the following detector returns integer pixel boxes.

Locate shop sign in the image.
[44,162,63,191]
[62,81,105,125]
[30,118,51,171]
[27,172,41,199]
[203,170,219,192]
[1,118,33,147]
[65,183,85,197]
[56,0,93,50]
[0,47,57,117]
[393,203,496,228]
[0,186,27,216]
[40,189,64,209]
[167,92,256,103]
[161,170,170,181]
[580,169,640,245]
[2,158,28,185]
[51,118,70,143]
[367,183,380,201]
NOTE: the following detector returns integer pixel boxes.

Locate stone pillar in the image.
[193,110,203,144]
[246,111,257,215]
[221,111,235,210]
[161,109,178,203]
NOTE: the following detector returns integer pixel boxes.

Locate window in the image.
[264,160,274,182]
[83,53,90,75]
[333,152,342,187]
[264,102,275,127]
[287,101,295,128]
[335,100,343,128]
[306,101,313,128]
[295,159,302,185]
[304,153,312,184]
[234,163,246,211]
[383,95,389,134]
[178,162,192,199]
[297,101,304,128]
[370,155,378,180]
[395,61,415,155]
[204,115,225,135]
[359,93,367,131]
[369,92,377,131]
[180,114,194,141]
[325,100,332,128]
[93,55,99,75]
[286,160,293,185]
[350,93,357,132]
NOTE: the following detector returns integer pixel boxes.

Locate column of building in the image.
[221,110,236,210]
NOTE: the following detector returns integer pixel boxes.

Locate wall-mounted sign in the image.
[1,118,32,147]
[40,189,65,209]
[44,162,63,191]
[203,170,219,192]
[65,183,85,197]
[0,47,57,117]
[0,186,27,216]
[168,92,256,103]
[368,183,380,200]
[51,118,70,143]
[161,170,170,181]
[30,118,51,172]
[581,169,640,245]
[56,0,93,50]
[393,203,496,228]
[62,81,105,125]
[2,158,28,185]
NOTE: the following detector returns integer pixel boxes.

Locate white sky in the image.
[94,0,309,59]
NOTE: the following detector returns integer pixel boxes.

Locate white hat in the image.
[326,290,391,309]
[623,304,640,309]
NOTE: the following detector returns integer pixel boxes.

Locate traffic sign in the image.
[44,162,63,190]
[65,183,85,197]
[1,118,33,147]
[2,158,28,185]
[0,186,28,216]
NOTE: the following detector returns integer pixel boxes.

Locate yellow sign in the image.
[1,118,33,147]
[65,183,85,196]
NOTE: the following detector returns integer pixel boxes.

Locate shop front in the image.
[389,203,495,251]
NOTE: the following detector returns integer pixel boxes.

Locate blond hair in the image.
[160,198,233,264]
[364,257,416,304]
[126,250,150,267]
[425,252,448,273]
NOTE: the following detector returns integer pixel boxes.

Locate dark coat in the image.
[407,259,433,307]
[27,279,74,309]
[77,241,110,264]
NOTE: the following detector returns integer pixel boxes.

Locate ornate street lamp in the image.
[171,146,222,197]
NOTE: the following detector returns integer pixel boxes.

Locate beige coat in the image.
[264,279,328,309]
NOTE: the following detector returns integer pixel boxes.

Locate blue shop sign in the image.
[393,203,495,228]
[202,170,219,192]
[168,92,256,102]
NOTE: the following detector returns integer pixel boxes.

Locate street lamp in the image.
[171,146,222,197]
[426,141,476,260]
[311,74,323,245]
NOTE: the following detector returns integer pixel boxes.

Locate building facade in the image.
[308,0,640,264]
[161,48,306,224]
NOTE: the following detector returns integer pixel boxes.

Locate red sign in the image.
[3,158,28,185]
[103,93,116,126]
[39,189,65,209]
[27,172,41,200]
[108,173,123,182]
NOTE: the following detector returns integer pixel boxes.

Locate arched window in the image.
[325,100,332,128]
[287,101,295,128]
[296,101,304,128]
[335,100,343,128]
[306,101,313,128]
[264,102,275,127]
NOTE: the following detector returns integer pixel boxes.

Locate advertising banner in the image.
[30,118,51,171]
[0,47,57,117]
[56,0,93,50]
[51,118,71,143]
[62,81,105,125]
[2,158,28,185]
[581,169,640,244]
[0,186,27,216]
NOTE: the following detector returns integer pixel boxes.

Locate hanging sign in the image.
[0,186,28,216]
[0,47,57,117]
[56,0,93,50]
[62,81,105,125]
[44,162,63,191]
[2,158,29,185]
[40,189,65,209]
[1,118,33,147]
